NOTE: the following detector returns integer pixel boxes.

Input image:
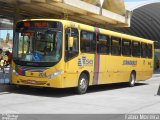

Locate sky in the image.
[125,0,147,2]
[0,0,158,40]
[0,30,13,40]
[125,0,160,10]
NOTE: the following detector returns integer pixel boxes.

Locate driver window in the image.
[65,28,79,61]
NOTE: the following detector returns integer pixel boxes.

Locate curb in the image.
[0,92,9,95]
[153,74,160,77]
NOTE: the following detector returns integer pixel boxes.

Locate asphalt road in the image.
[0,74,160,115]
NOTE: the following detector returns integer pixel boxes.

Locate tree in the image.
[5,33,10,43]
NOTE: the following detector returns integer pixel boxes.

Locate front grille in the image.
[20,80,47,85]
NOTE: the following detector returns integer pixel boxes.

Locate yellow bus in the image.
[12,19,154,94]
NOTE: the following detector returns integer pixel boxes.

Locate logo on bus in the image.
[78,56,93,67]
[123,60,137,66]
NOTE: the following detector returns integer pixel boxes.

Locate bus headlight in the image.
[13,70,16,73]
[48,70,64,79]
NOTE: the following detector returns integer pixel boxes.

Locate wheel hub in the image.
[131,74,135,85]
[80,78,87,90]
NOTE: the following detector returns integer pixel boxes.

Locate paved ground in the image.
[0,75,160,114]
[0,67,160,115]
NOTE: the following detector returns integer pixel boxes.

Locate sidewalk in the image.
[153,69,160,77]
[153,74,160,77]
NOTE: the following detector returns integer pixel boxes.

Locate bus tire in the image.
[76,73,89,94]
[129,72,136,87]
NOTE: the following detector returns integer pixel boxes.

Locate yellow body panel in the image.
[12,19,154,88]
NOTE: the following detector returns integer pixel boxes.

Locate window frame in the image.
[111,36,121,56]
[80,30,96,54]
[141,42,148,58]
[147,44,153,59]
[97,34,110,55]
[65,27,79,62]
[132,41,141,58]
[122,39,131,57]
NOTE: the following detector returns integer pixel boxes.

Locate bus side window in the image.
[122,39,131,56]
[132,41,141,57]
[97,34,110,54]
[65,28,79,61]
[80,30,96,53]
[148,44,153,58]
[111,37,121,56]
[141,43,148,58]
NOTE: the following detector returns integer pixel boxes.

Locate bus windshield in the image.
[13,21,62,67]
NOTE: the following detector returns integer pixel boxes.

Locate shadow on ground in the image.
[0,82,148,98]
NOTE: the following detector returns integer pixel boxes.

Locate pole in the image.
[3,67,5,84]
[157,84,160,95]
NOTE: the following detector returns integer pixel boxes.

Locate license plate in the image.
[26,80,37,84]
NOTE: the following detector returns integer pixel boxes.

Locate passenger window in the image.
[147,44,153,58]
[122,39,131,56]
[81,30,96,53]
[132,41,141,57]
[111,37,121,56]
[141,43,147,58]
[97,34,110,54]
[65,28,79,61]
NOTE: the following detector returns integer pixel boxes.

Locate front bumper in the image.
[11,72,63,88]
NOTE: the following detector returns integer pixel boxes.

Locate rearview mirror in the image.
[69,37,74,48]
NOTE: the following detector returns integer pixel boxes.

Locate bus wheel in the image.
[76,73,88,94]
[129,72,136,87]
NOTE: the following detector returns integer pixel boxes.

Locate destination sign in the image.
[16,21,60,29]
